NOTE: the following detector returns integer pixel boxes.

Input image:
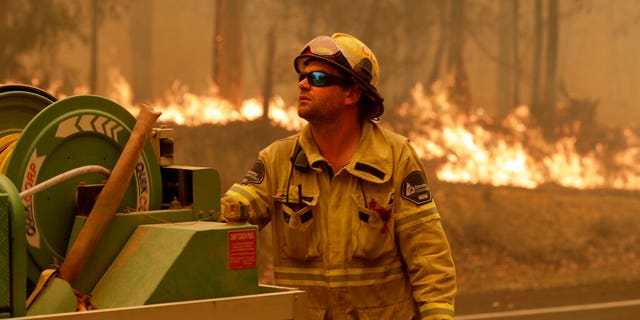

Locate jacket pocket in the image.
[352,194,396,260]
[278,196,321,260]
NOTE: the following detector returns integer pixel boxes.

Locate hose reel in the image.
[0,84,56,171]
[0,85,162,284]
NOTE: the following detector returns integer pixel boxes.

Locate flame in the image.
[6,70,637,191]
[106,68,305,129]
[400,83,640,190]
[107,72,640,191]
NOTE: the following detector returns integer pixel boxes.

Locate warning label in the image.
[228,229,257,270]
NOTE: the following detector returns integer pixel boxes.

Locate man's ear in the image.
[344,85,362,106]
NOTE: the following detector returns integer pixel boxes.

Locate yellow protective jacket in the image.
[225,121,456,320]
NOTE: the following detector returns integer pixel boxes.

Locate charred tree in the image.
[0,0,83,88]
[558,81,600,154]
[213,0,244,108]
[428,0,448,90]
[530,0,543,123]
[497,0,519,118]
[396,0,439,104]
[541,0,559,139]
[131,0,154,103]
[447,0,472,112]
[261,26,276,122]
[89,0,99,93]
[358,0,381,42]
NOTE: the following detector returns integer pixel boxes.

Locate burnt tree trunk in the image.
[428,0,448,91]
[447,0,472,111]
[131,0,154,104]
[89,0,99,94]
[542,0,559,139]
[213,0,243,107]
[530,0,543,122]
[261,26,275,122]
[497,0,519,118]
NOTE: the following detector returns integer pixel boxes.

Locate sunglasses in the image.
[298,71,353,87]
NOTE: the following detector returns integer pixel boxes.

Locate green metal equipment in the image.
[0,85,306,319]
[4,94,163,284]
[0,173,26,317]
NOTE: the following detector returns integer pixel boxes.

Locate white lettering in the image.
[135,161,149,211]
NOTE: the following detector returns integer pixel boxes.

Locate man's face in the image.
[296,60,350,123]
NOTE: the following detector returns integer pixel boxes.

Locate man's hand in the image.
[220,196,250,223]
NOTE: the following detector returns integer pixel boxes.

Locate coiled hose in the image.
[0,132,20,172]
[0,131,111,198]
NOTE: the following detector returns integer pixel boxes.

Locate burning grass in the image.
[395,83,640,191]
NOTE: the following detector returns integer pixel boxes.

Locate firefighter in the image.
[222,33,456,320]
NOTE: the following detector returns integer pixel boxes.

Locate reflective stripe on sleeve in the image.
[227,184,268,216]
[395,203,440,232]
[420,302,455,320]
[423,315,454,320]
[274,261,405,287]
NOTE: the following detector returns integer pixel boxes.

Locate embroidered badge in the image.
[401,171,432,205]
[240,159,265,185]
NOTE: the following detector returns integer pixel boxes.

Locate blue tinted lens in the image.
[309,72,328,85]
[298,71,350,87]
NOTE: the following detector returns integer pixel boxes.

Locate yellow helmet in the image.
[294,33,384,119]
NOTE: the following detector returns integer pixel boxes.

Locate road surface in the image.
[456,280,640,320]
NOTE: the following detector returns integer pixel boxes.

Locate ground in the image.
[433,180,640,294]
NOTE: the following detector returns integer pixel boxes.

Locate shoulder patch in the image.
[241,159,265,185]
[401,171,432,205]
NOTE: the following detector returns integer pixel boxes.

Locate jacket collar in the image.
[295,121,392,183]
